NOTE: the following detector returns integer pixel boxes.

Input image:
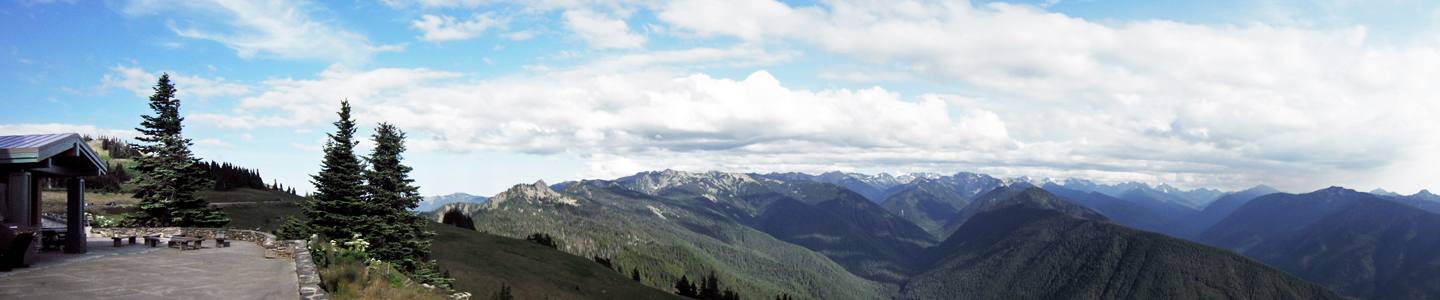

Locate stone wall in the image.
[90,227,279,247]
[296,239,329,300]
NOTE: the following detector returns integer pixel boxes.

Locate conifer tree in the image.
[124,74,228,227]
[362,123,435,277]
[676,275,698,298]
[280,100,369,240]
[700,272,720,300]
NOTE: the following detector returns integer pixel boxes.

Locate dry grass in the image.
[40,190,139,214]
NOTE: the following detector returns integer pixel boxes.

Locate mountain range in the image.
[416,192,487,212]
[426,170,1440,299]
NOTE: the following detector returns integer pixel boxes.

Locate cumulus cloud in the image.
[121,0,404,64]
[185,63,1031,179]
[412,13,508,42]
[187,63,463,130]
[99,65,252,100]
[195,138,234,147]
[640,0,1440,191]
[0,124,136,139]
[562,9,646,49]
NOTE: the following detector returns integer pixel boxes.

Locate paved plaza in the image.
[0,237,298,300]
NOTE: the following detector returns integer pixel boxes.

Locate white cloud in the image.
[412,13,508,42]
[644,0,1440,191]
[500,30,537,40]
[817,69,916,82]
[121,0,404,64]
[0,124,136,139]
[562,9,646,49]
[188,63,464,130]
[99,65,252,100]
[195,138,234,147]
[196,65,1028,179]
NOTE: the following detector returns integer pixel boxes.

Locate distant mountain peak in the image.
[1370,188,1401,196]
[1319,186,1354,194]
[483,180,578,209]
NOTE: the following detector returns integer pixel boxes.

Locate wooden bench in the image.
[143,234,163,247]
[111,235,138,247]
[39,230,65,251]
[214,233,229,248]
[168,237,204,250]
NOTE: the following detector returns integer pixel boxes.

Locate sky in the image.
[3,0,1439,197]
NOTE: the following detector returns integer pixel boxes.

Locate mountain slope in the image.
[1244,198,1440,300]
[936,186,1107,240]
[1193,185,1281,233]
[753,171,906,202]
[615,171,936,284]
[1118,187,1202,223]
[435,176,893,300]
[428,222,685,300]
[903,204,1352,300]
[926,172,1005,201]
[1222,190,1440,300]
[1042,183,1189,236]
[1380,190,1440,214]
[878,178,969,236]
[1197,187,1367,253]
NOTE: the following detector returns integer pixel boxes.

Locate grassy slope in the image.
[427,222,685,300]
[214,189,310,233]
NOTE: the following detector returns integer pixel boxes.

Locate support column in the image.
[29,177,40,228]
[65,178,86,254]
[5,172,29,226]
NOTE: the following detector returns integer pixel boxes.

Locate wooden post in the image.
[5,172,29,225]
[65,178,86,254]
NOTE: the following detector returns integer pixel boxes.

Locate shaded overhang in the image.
[0,133,107,178]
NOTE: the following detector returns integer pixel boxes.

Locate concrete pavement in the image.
[0,237,298,299]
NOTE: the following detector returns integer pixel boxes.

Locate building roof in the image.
[0,133,107,177]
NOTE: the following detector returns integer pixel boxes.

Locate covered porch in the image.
[0,133,107,270]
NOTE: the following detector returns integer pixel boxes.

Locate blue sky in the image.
[4,0,1440,197]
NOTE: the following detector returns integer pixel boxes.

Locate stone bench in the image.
[111,235,137,247]
[168,237,205,251]
[143,234,163,247]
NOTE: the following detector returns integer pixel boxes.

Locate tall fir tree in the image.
[280,100,371,240]
[363,123,438,281]
[125,74,229,227]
